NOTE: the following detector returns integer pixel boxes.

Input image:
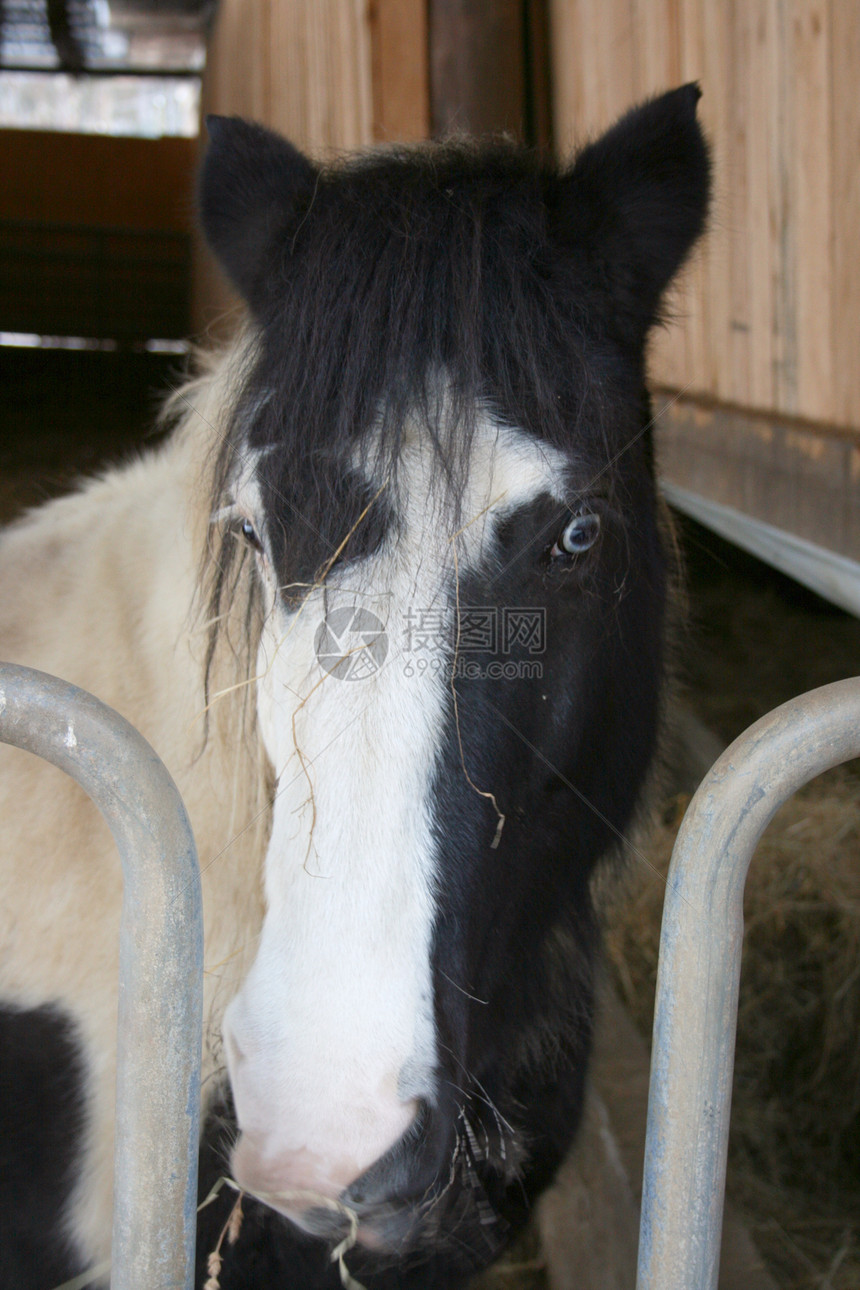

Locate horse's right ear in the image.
[549,84,710,348]
[199,116,318,316]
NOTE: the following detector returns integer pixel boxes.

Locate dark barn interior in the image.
[0,0,202,518]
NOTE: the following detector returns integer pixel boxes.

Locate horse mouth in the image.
[232,1159,431,1254]
[278,1193,411,1248]
[264,1141,512,1267]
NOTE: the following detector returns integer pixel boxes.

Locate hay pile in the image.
[676,518,860,749]
[472,1231,547,1290]
[604,766,860,1290]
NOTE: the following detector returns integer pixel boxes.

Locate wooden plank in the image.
[547,0,585,156]
[548,1,860,433]
[429,0,526,138]
[195,0,376,332]
[0,223,191,341]
[250,0,272,123]
[426,0,551,147]
[771,0,798,415]
[633,0,681,100]
[749,0,776,413]
[549,0,638,152]
[0,130,196,231]
[201,0,264,124]
[792,0,832,420]
[698,0,731,400]
[524,0,554,153]
[370,0,430,142]
[207,0,374,157]
[632,0,712,396]
[674,0,705,391]
[831,0,860,428]
[723,0,753,409]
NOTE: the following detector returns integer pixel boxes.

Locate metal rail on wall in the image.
[0,663,203,1290]
[636,676,860,1290]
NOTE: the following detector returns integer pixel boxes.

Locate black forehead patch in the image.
[258,463,397,599]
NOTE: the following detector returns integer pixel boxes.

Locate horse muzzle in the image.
[233,1099,471,1254]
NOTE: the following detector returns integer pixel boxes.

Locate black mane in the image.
[246,136,617,456]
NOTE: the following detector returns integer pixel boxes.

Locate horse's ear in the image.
[550,84,710,346]
[199,115,318,315]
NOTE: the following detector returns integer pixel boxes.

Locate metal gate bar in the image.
[636,676,860,1290]
[0,663,203,1290]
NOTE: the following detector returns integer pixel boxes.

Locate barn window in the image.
[0,70,200,137]
[0,0,205,348]
[0,0,204,138]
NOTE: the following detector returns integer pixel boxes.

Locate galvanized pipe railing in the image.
[0,663,203,1290]
[636,676,860,1290]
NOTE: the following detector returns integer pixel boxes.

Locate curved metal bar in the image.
[636,676,860,1290]
[0,663,203,1290]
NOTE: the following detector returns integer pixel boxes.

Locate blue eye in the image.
[553,512,601,558]
[240,518,264,553]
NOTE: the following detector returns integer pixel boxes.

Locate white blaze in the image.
[223,413,571,1208]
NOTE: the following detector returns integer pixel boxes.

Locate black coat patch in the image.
[0,1004,87,1289]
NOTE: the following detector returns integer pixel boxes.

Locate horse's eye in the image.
[240,518,264,553]
[552,512,601,559]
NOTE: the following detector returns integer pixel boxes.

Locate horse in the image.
[0,85,709,1289]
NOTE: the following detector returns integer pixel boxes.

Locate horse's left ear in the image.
[199,115,318,316]
[550,84,710,346]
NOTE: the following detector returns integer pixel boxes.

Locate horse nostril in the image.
[343,1097,443,1212]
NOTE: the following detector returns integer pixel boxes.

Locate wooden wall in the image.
[199,0,549,159]
[1,130,196,231]
[550,0,860,434]
[429,0,551,143]
[203,0,372,153]
[550,1,860,573]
